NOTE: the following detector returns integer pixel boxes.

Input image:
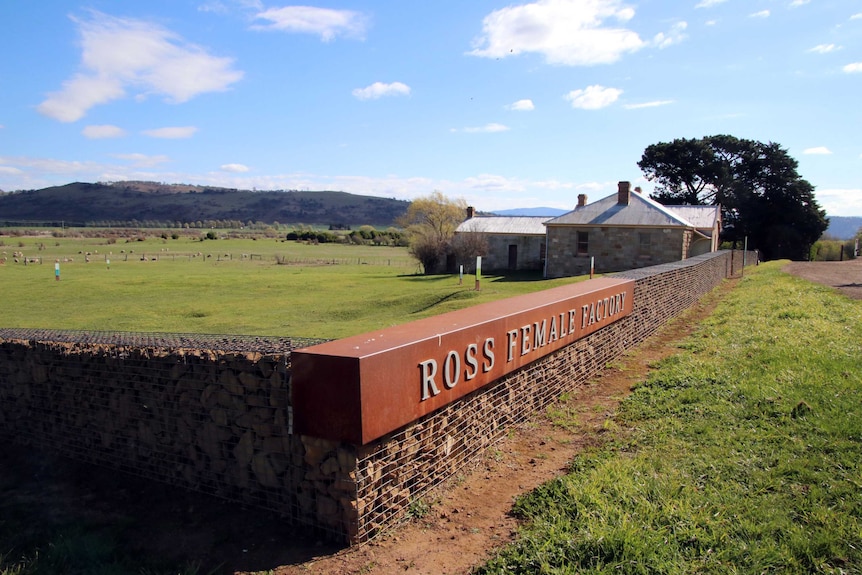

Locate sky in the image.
[1,0,861,217]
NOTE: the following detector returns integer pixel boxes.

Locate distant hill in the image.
[824,216,862,240]
[0,182,410,227]
[492,207,568,217]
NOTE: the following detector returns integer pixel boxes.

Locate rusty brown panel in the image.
[292,277,634,445]
[291,354,364,443]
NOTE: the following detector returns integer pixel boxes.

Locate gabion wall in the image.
[0,250,754,543]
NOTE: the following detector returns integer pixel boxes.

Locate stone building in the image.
[454,207,551,271]
[543,181,721,278]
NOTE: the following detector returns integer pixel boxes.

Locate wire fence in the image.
[0,328,328,353]
[1,253,417,267]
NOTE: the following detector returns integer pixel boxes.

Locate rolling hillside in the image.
[825,216,862,240]
[0,182,410,227]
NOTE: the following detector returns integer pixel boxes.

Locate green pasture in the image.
[478,261,862,574]
[5,232,862,574]
[0,233,584,339]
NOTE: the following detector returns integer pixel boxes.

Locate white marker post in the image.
[590,256,595,279]
[459,264,463,285]
[54,261,60,281]
[475,256,482,291]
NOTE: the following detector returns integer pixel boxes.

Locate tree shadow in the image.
[0,444,347,575]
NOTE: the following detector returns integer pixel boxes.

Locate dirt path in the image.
[782,258,862,300]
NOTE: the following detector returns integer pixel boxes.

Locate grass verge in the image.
[476,262,862,574]
[0,238,585,339]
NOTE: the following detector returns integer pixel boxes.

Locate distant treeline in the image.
[287,227,407,247]
[0,182,410,227]
[1,219,297,230]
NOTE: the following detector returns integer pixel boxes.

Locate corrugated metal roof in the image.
[456,216,551,235]
[666,205,721,231]
[545,192,698,228]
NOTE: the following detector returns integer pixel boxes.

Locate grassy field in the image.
[0,233,584,339]
[3,234,861,574]
[477,261,862,574]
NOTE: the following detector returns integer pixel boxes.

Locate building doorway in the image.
[508,244,518,270]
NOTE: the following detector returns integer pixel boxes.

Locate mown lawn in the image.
[477,261,862,574]
[0,235,584,339]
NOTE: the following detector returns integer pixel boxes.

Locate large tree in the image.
[397,191,467,274]
[638,135,828,260]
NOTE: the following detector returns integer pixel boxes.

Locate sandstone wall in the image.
[545,225,694,277]
[481,234,546,271]
[0,250,755,543]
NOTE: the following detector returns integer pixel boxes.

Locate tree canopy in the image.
[397,191,468,273]
[638,135,828,261]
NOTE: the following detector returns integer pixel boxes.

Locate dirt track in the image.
[782,258,862,300]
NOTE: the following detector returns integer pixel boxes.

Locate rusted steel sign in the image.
[292,277,634,445]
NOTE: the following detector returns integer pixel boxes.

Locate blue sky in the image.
[1,0,861,216]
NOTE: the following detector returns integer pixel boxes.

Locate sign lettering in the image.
[292,277,634,444]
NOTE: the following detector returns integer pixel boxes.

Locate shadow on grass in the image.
[0,444,345,575]
[396,270,551,283]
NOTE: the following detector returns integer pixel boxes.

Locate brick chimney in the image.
[617,181,631,206]
[466,206,475,219]
[577,194,588,207]
[634,186,642,194]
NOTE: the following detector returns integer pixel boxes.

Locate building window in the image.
[577,231,589,255]
[639,232,652,253]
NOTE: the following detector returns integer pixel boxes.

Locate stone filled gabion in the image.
[0,250,754,543]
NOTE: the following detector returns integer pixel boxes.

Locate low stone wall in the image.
[0,333,356,539]
[349,250,753,540]
[0,250,754,543]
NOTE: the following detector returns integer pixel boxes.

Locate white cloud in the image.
[750,10,770,18]
[37,11,243,123]
[0,156,106,184]
[0,166,24,175]
[82,124,126,139]
[809,44,838,54]
[470,0,644,66]
[696,0,727,8]
[221,163,250,173]
[565,85,622,109]
[198,1,229,14]
[852,13,862,20]
[506,99,535,111]
[252,6,367,41]
[803,147,832,155]
[843,63,862,73]
[456,123,511,133]
[142,126,198,139]
[352,81,411,100]
[789,0,810,6]
[624,100,674,109]
[112,153,170,167]
[653,22,687,49]
[39,74,125,123]
[815,188,862,217]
